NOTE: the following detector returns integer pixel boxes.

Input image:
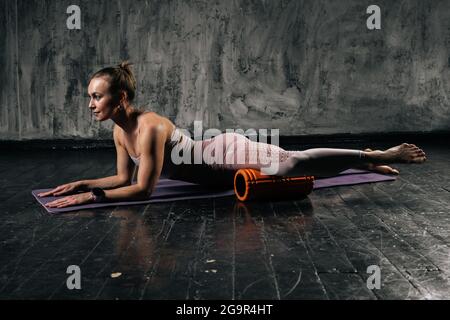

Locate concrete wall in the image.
[1,0,450,140]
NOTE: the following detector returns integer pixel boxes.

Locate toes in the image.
[412,156,426,163]
[373,165,399,175]
[403,143,418,149]
[414,150,426,157]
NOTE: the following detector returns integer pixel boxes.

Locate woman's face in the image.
[87,77,118,121]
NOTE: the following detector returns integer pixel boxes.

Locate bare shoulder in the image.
[113,124,124,145]
[138,112,174,141]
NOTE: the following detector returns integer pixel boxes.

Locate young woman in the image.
[38,62,426,208]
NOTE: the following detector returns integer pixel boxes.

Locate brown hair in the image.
[89,61,137,102]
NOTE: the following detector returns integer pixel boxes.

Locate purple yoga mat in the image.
[32,169,396,213]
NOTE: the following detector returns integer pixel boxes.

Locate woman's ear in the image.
[119,90,128,105]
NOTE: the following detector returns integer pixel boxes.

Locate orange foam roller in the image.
[234,168,314,202]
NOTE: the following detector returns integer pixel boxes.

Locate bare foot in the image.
[361,149,399,174]
[364,143,427,165]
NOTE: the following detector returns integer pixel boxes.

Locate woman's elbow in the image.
[135,186,153,200]
[117,175,132,188]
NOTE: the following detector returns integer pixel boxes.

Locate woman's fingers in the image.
[46,197,71,207]
[39,185,75,197]
[38,188,59,197]
[39,185,65,197]
[53,189,70,196]
[56,200,73,208]
[46,195,81,208]
[45,192,90,209]
[53,185,72,196]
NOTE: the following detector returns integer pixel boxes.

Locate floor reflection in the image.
[91,196,317,298]
[109,207,156,276]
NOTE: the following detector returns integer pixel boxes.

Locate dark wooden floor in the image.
[0,140,449,300]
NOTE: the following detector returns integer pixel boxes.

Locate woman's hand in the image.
[45,192,93,208]
[38,181,85,197]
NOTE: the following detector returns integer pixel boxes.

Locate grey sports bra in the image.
[129,126,195,178]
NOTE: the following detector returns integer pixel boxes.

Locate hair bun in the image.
[118,61,133,72]
[91,61,137,101]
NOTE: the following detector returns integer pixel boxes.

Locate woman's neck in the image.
[111,104,141,134]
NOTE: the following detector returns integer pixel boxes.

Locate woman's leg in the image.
[200,133,359,176]
[265,143,426,177]
[358,148,399,175]
[270,148,366,177]
[195,133,426,178]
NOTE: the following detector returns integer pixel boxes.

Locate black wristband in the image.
[91,188,106,203]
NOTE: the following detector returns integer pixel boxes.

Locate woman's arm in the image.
[80,175,128,190]
[39,127,133,198]
[43,124,167,208]
[102,124,167,201]
[81,126,134,189]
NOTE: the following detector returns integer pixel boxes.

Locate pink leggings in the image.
[171,133,366,186]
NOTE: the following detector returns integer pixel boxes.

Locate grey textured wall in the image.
[1,0,450,140]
